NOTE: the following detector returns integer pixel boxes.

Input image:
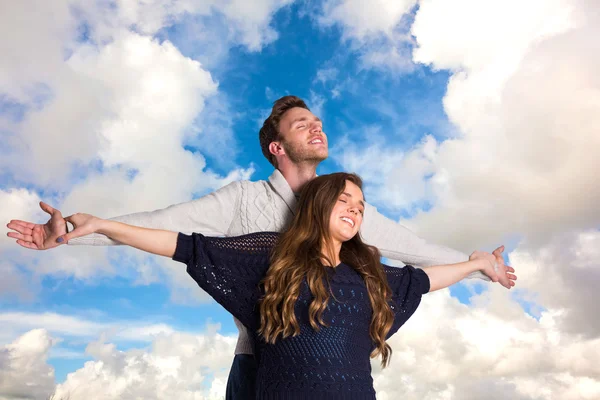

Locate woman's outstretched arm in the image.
[58,214,177,257]
[423,251,500,292]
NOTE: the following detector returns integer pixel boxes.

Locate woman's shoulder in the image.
[200,231,280,254]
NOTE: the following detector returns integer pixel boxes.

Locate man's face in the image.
[277,107,328,164]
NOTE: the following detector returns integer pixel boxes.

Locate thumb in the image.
[40,201,56,216]
[493,245,505,256]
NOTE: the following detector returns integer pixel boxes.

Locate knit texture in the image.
[173,232,430,400]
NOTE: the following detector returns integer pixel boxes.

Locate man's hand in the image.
[492,245,517,289]
[6,202,67,250]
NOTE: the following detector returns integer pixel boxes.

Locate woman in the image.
[61,173,501,399]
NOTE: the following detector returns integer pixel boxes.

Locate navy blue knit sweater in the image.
[173,232,430,400]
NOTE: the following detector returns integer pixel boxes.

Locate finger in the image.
[57,228,81,244]
[506,266,515,273]
[7,220,36,231]
[7,232,34,242]
[40,201,60,216]
[16,239,39,250]
[507,273,517,281]
[492,245,505,256]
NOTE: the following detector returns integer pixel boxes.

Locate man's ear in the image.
[269,141,285,157]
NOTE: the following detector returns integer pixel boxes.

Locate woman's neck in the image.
[321,240,342,267]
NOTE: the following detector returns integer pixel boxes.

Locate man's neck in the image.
[278,162,318,193]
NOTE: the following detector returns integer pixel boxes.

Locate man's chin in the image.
[311,151,328,162]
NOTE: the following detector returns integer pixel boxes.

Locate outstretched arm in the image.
[423,251,500,292]
[60,214,177,258]
[360,203,516,289]
[6,181,240,249]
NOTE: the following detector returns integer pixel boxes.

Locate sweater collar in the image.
[268,169,298,215]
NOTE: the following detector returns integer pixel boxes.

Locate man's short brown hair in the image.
[259,96,310,167]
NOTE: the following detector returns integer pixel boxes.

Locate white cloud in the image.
[0,323,236,400]
[403,0,600,251]
[308,90,326,120]
[0,312,179,346]
[412,0,577,73]
[334,0,600,252]
[317,0,417,71]
[0,329,56,400]
[1,189,43,250]
[320,0,417,40]
[314,67,338,84]
[218,0,294,51]
[55,329,234,400]
[0,189,45,301]
[0,0,76,103]
[510,230,600,338]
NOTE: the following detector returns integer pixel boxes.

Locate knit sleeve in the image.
[383,264,430,339]
[173,231,279,331]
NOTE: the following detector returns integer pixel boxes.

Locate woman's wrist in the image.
[469,258,488,274]
[95,218,110,235]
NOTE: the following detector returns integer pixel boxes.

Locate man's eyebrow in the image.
[342,192,365,207]
[289,116,322,127]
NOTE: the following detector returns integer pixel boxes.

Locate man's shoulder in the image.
[216,176,270,191]
[235,170,281,191]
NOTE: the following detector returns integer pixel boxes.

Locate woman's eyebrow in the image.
[342,192,365,207]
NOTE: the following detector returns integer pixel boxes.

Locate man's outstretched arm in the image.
[7,181,240,249]
[360,202,516,289]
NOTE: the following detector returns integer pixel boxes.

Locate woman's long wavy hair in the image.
[258,172,395,367]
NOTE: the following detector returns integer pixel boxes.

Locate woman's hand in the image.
[469,251,499,283]
[57,213,103,244]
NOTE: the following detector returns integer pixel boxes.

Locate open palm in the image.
[6,202,67,250]
[492,245,517,289]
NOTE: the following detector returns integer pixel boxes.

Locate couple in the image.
[7,96,517,399]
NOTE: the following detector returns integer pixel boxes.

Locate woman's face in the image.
[328,180,365,244]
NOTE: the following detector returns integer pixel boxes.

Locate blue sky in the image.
[1,1,599,399]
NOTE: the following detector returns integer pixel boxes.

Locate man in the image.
[7,96,516,399]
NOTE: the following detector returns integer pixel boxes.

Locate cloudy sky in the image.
[1,0,599,399]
